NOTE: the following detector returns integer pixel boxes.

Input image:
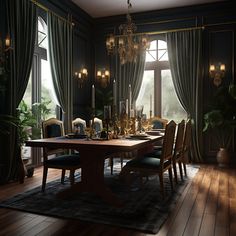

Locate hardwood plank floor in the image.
[0,164,235,236]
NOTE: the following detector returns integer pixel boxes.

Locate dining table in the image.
[26,134,163,207]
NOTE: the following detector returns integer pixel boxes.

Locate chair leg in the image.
[168,168,174,191]
[61,169,66,184]
[172,159,178,184]
[183,162,187,176]
[110,157,114,175]
[159,173,164,199]
[69,170,75,185]
[120,156,123,169]
[178,161,184,180]
[42,166,48,192]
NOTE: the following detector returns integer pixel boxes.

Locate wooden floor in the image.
[0,164,235,236]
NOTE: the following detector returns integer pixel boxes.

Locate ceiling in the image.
[71,0,224,18]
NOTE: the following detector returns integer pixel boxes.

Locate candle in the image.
[126,99,129,115]
[5,36,10,47]
[150,94,152,112]
[130,109,135,118]
[113,80,117,106]
[128,84,132,114]
[92,84,95,109]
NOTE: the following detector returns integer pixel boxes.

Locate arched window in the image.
[136,36,187,122]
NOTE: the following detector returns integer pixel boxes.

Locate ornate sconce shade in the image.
[96,69,110,88]
[209,63,225,87]
[74,68,88,88]
[106,0,150,64]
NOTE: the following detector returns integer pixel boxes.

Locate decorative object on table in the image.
[0,163,199,234]
[119,100,127,135]
[105,0,150,64]
[136,105,144,133]
[209,62,225,87]
[203,85,236,166]
[74,68,88,88]
[104,105,112,139]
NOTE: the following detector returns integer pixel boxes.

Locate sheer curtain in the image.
[167,29,203,162]
[47,12,73,132]
[0,0,36,183]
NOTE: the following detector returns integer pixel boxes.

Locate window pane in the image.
[161,70,187,122]
[38,17,47,49]
[41,59,57,118]
[22,70,32,107]
[158,40,168,61]
[136,70,154,119]
[146,50,156,62]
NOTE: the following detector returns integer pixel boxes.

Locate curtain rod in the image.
[30,0,73,25]
[111,26,205,38]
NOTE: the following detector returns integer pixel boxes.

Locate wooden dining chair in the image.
[150,116,168,129]
[41,118,81,191]
[181,119,192,176]
[172,120,185,183]
[72,117,86,134]
[122,120,176,198]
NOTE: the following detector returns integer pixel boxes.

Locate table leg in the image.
[57,149,123,207]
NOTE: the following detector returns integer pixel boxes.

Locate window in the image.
[136,37,187,122]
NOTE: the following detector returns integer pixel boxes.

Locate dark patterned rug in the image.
[0,163,199,234]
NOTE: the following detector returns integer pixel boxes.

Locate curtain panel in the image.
[111,38,146,106]
[167,29,203,162]
[47,12,73,133]
[0,0,36,183]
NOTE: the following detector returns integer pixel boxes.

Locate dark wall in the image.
[92,1,236,162]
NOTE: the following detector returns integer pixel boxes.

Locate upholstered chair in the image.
[41,118,81,191]
[72,117,86,134]
[122,120,176,198]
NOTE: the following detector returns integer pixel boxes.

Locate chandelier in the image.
[106,0,150,64]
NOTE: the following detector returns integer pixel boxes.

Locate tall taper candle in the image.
[113,80,117,106]
[92,84,95,109]
[128,84,132,114]
[150,94,152,112]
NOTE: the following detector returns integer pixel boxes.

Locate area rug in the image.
[0,163,199,234]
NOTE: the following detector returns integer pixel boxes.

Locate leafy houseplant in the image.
[203,85,236,165]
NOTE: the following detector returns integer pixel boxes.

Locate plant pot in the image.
[216,148,230,167]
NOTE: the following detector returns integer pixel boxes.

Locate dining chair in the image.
[90,117,103,134]
[122,120,176,198]
[72,117,86,134]
[150,116,168,129]
[181,119,192,176]
[172,119,185,183]
[41,118,81,191]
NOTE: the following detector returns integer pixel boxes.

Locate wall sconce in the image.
[209,63,225,87]
[74,68,88,88]
[0,34,13,76]
[96,69,110,88]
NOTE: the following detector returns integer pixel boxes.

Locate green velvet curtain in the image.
[0,0,36,183]
[47,12,73,133]
[166,29,203,162]
[112,38,146,105]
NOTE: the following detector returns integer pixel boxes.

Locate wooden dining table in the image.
[26,135,163,207]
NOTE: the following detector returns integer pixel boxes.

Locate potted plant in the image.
[203,84,236,166]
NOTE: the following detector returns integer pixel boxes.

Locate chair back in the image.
[151,116,168,129]
[182,119,192,162]
[160,120,176,167]
[174,120,185,157]
[42,118,65,157]
[72,118,86,134]
[90,117,103,133]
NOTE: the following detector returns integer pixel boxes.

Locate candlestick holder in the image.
[112,105,119,139]
[130,117,136,134]
[90,108,95,138]
[120,113,127,136]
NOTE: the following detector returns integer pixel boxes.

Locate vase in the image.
[216,148,230,167]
